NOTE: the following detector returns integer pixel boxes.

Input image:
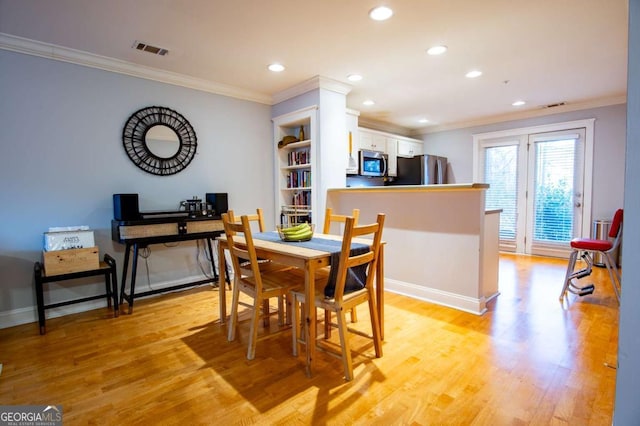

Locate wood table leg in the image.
[305,262,316,377]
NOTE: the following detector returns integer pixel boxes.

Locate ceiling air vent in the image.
[132,40,169,56]
[543,102,566,109]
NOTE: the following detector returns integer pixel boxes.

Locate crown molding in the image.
[272,75,352,104]
[357,116,414,137]
[412,94,627,135]
[3,33,624,132]
[0,32,273,105]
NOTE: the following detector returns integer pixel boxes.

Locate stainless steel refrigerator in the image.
[394,154,448,185]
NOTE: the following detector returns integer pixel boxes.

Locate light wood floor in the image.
[0,254,619,425]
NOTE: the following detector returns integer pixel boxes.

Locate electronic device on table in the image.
[112,193,228,220]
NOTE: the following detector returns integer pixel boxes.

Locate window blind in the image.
[532,138,576,243]
[484,145,518,241]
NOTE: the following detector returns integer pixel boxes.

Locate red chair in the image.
[560,209,623,303]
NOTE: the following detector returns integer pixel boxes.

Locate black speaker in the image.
[206,193,228,217]
[113,193,140,221]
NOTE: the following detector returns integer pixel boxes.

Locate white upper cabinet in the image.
[358,130,387,153]
[386,137,398,176]
[397,138,424,158]
[357,128,423,177]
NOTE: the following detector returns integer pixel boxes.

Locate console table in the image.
[111,215,224,313]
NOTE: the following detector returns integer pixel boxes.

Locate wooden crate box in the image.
[42,247,99,276]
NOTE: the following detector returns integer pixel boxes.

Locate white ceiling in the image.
[0,0,629,133]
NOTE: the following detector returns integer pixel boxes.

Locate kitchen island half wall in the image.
[326,184,499,315]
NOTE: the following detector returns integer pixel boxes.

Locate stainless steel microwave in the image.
[359,149,388,177]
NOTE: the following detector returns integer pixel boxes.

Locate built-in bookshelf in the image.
[273,107,318,225]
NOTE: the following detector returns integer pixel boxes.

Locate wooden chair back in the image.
[227,208,267,234]
[332,213,385,303]
[221,213,263,291]
[323,208,360,235]
[222,212,302,359]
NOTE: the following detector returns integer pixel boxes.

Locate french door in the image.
[475,120,593,257]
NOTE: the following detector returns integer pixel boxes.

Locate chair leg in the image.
[291,295,300,356]
[350,307,358,323]
[603,253,622,304]
[367,293,383,358]
[560,250,579,300]
[336,308,353,381]
[228,280,241,342]
[278,295,285,326]
[262,299,270,327]
[563,251,597,298]
[247,295,262,360]
[284,294,293,325]
[324,309,332,339]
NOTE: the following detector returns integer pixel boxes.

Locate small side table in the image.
[34,253,119,335]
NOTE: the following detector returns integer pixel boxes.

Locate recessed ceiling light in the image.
[427,45,447,56]
[418,118,429,123]
[363,99,375,106]
[369,6,393,21]
[268,63,285,72]
[465,70,482,78]
[512,100,526,106]
[347,74,363,82]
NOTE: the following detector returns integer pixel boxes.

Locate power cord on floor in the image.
[196,239,217,286]
[132,240,219,291]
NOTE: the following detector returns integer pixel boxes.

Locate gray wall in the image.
[615,0,640,423]
[420,103,626,220]
[0,49,273,327]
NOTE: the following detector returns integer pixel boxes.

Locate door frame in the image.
[525,129,586,257]
[472,118,595,254]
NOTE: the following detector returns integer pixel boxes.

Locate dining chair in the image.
[291,213,385,381]
[323,207,360,236]
[227,209,293,326]
[322,208,360,336]
[560,208,623,304]
[222,213,302,360]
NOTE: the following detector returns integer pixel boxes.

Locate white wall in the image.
[0,50,273,327]
[419,104,626,220]
[317,88,348,223]
[615,0,640,422]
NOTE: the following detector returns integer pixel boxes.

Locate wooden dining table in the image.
[216,231,385,377]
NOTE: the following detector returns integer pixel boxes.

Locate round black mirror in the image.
[122,106,197,176]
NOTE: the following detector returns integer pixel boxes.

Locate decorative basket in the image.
[276,223,315,242]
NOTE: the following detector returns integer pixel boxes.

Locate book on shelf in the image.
[290,191,311,206]
[286,170,312,188]
[287,149,310,166]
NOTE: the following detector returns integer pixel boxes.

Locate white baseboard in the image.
[385,278,489,315]
[0,299,110,330]
[0,274,218,330]
[0,305,39,329]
